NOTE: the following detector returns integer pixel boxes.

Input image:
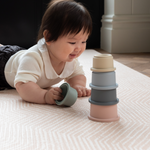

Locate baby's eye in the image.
[82,41,87,44]
[68,42,76,45]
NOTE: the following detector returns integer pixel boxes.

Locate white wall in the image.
[101,0,150,53]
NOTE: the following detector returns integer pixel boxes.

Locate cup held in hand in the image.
[55,83,77,107]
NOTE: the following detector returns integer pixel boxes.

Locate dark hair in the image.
[37,0,92,42]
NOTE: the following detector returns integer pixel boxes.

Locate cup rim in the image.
[89,83,118,90]
[89,97,119,106]
[88,114,120,122]
[61,83,69,97]
[91,67,116,72]
[94,54,113,58]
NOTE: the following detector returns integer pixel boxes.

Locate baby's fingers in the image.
[82,89,87,97]
[53,87,63,100]
[81,88,91,97]
[76,89,85,97]
[54,94,63,101]
[86,89,91,96]
[77,89,82,97]
[77,88,91,97]
[54,87,62,93]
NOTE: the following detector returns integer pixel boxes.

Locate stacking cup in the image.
[91,54,116,72]
[88,104,120,122]
[89,89,119,105]
[92,71,117,87]
[55,83,77,107]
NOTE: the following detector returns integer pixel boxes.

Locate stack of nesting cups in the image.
[88,54,120,122]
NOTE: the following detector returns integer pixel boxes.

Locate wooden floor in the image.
[95,49,150,78]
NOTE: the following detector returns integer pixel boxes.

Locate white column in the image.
[101,0,150,53]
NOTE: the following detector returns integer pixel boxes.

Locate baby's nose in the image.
[75,45,81,51]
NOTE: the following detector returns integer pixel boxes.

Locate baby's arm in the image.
[67,75,91,97]
[16,81,63,104]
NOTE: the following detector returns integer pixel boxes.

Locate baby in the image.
[0,0,92,104]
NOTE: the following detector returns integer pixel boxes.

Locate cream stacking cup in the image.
[91,54,116,72]
[88,54,120,122]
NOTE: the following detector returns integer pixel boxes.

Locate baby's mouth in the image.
[69,54,77,58]
[70,54,76,56]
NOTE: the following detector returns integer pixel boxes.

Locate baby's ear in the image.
[43,30,51,45]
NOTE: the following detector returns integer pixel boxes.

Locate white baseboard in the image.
[101,15,150,53]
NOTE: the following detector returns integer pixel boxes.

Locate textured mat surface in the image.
[0,50,150,150]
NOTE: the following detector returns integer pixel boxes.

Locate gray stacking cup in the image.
[55,83,78,107]
[89,89,119,105]
[92,71,117,87]
[90,83,118,90]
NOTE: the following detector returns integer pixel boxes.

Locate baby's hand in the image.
[44,87,63,104]
[72,85,91,97]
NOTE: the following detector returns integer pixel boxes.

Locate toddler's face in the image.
[46,29,89,63]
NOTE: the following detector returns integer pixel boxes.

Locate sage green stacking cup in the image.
[55,83,78,107]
